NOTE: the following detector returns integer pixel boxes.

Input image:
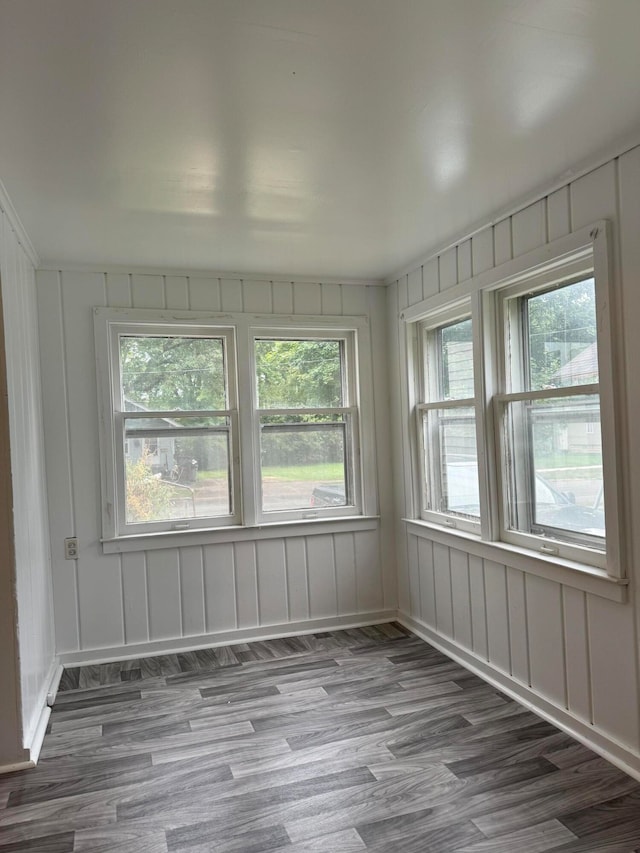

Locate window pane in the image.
[505,395,604,543]
[260,417,348,512]
[124,431,231,523]
[120,336,226,411]
[422,407,479,517]
[438,319,474,399]
[255,339,344,408]
[525,278,598,391]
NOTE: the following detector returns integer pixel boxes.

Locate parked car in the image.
[310,483,348,507]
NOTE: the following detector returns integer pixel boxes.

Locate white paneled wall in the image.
[0,199,55,762]
[36,271,395,662]
[388,149,640,775]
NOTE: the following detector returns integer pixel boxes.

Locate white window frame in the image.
[404,221,625,582]
[251,329,362,524]
[415,303,481,535]
[94,308,376,544]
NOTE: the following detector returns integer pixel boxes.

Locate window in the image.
[95,310,372,541]
[410,222,622,577]
[254,335,359,521]
[416,310,480,534]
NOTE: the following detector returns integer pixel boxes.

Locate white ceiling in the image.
[1,0,640,279]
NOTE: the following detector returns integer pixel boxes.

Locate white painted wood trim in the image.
[26,705,50,766]
[0,178,39,268]
[399,612,640,783]
[404,520,627,602]
[39,263,385,287]
[57,610,397,667]
[0,758,35,776]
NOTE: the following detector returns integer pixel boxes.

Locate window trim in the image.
[405,220,625,581]
[94,308,377,544]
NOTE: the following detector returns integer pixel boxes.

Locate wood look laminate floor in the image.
[2,624,640,853]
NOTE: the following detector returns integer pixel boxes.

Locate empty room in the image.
[2,1,640,851]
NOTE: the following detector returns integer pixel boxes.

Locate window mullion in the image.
[474,289,500,541]
[236,322,259,527]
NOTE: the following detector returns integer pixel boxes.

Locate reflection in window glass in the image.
[255,339,344,409]
[423,407,479,517]
[525,278,598,391]
[438,319,474,399]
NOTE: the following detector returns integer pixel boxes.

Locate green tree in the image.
[255,339,343,408]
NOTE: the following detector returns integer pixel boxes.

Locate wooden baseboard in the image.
[58,611,398,667]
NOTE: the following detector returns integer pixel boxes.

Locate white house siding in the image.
[388,150,640,776]
[0,193,55,764]
[36,271,396,663]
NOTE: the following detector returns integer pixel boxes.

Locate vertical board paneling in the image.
[146,550,182,641]
[306,534,337,619]
[471,228,494,275]
[562,587,592,723]
[417,537,436,627]
[407,534,420,620]
[407,269,422,307]
[256,539,288,626]
[188,277,221,311]
[285,537,309,621]
[293,282,321,314]
[121,552,149,645]
[164,276,189,310]
[272,281,293,314]
[450,548,472,650]
[36,270,79,653]
[506,567,529,685]
[439,248,458,291]
[354,529,383,612]
[484,560,510,674]
[547,187,571,241]
[179,546,205,637]
[468,555,488,660]
[570,160,617,228]
[423,258,439,299]
[494,219,512,266]
[334,532,357,615]
[243,280,273,314]
[457,240,472,283]
[525,575,566,707]
[397,275,409,311]
[320,283,342,315]
[511,199,546,257]
[204,543,236,633]
[341,284,368,316]
[233,541,258,629]
[106,273,131,308]
[220,278,243,312]
[131,275,164,309]
[433,542,453,638]
[588,595,640,748]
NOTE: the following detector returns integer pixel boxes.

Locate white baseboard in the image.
[23,659,62,765]
[0,758,35,775]
[398,612,640,783]
[58,610,398,668]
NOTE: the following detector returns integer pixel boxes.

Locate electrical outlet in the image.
[64,537,78,559]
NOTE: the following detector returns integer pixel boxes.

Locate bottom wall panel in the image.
[399,612,640,783]
[57,610,396,667]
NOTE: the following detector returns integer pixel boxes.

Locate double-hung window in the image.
[416,308,480,534]
[410,222,623,579]
[95,310,373,543]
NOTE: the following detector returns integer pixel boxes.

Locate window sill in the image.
[403,518,628,603]
[102,515,380,554]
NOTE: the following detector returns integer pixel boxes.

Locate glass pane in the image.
[505,395,605,543]
[124,432,231,523]
[255,339,344,408]
[423,407,479,517]
[525,278,598,391]
[120,335,226,411]
[125,416,228,431]
[260,417,348,512]
[437,319,474,399]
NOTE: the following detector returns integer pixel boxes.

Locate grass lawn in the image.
[197,462,343,482]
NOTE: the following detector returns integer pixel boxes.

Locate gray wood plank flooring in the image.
[2,623,640,852]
